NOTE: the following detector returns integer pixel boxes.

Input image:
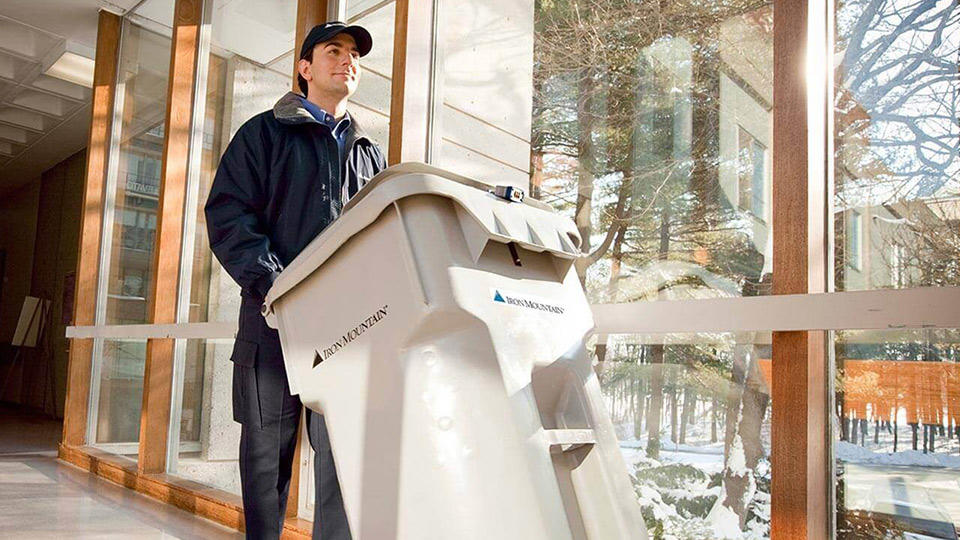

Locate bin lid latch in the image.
[491,185,524,203]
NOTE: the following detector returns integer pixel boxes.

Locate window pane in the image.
[103,19,172,324]
[346,0,395,150]
[537,1,775,303]
[94,339,146,452]
[183,1,298,326]
[833,0,960,291]
[90,12,174,457]
[168,338,241,495]
[834,329,960,538]
[600,333,772,538]
[436,0,776,303]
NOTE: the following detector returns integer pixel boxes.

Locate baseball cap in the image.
[299,21,373,59]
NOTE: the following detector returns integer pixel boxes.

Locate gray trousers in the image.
[233,298,351,540]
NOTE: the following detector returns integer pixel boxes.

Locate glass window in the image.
[834,329,960,538]
[168,0,297,487]
[89,6,174,455]
[295,2,398,515]
[170,338,242,495]
[169,0,397,490]
[832,0,959,530]
[102,20,172,325]
[93,339,147,453]
[345,0,395,149]
[599,333,772,537]
[431,1,776,537]
[434,0,776,305]
[833,0,960,292]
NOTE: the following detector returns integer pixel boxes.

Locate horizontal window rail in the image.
[66,321,236,339]
[66,287,960,340]
[593,287,960,335]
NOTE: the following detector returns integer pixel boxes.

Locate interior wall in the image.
[0,150,85,417]
[0,180,41,405]
[28,150,86,417]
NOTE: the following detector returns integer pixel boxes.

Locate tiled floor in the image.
[0,403,242,539]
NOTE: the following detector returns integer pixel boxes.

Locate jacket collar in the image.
[272,92,371,145]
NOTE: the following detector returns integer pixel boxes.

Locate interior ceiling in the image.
[0,0,391,195]
[0,1,139,195]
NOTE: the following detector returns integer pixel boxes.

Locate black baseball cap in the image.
[299,21,373,60]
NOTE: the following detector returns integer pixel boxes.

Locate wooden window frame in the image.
[62,9,121,449]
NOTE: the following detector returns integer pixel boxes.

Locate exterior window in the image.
[91,12,174,453]
[832,0,959,534]
[520,0,775,536]
[846,210,861,271]
[738,126,766,221]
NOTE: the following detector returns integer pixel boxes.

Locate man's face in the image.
[300,33,361,99]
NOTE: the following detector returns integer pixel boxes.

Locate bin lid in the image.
[263,162,582,315]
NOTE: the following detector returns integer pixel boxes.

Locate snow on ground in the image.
[620,437,769,539]
[838,441,960,469]
[706,501,747,539]
[621,437,725,475]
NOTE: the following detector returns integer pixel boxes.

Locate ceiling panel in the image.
[0,18,61,59]
[0,107,52,131]
[0,123,34,144]
[31,74,91,101]
[0,140,17,156]
[10,89,77,117]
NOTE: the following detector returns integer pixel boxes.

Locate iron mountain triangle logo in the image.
[492,289,564,314]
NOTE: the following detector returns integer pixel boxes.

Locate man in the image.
[204,22,386,540]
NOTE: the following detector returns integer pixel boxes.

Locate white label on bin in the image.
[491,288,564,314]
[314,304,389,367]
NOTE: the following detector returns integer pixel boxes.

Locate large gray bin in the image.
[263,163,647,539]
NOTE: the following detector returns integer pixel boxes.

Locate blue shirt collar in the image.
[299,96,350,138]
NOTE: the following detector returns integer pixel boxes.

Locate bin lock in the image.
[492,184,525,203]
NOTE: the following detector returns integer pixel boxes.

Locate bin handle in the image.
[544,429,596,453]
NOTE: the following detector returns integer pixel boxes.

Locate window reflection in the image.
[835,329,960,539]
[599,333,772,537]
[834,0,960,292]
[532,1,775,306]
[93,16,173,452]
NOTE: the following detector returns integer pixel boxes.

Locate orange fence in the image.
[757,359,960,426]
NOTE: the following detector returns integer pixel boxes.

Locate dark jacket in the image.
[205,92,387,302]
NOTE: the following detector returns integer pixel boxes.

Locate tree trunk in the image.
[689,28,721,224]
[893,419,898,452]
[711,397,719,443]
[644,206,671,459]
[645,345,664,459]
[594,224,629,379]
[574,66,597,286]
[715,343,762,529]
[739,349,769,470]
[680,387,695,444]
[635,377,646,440]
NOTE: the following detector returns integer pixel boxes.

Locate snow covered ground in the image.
[619,437,770,539]
[839,441,960,469]
[620,438,725,475]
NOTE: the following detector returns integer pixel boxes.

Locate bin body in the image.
[264,164,647,539]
